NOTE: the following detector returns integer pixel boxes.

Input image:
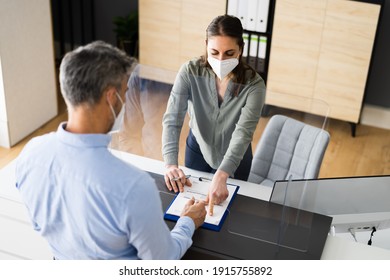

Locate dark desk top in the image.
[149,172,332,260]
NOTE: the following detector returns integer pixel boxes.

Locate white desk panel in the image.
[0,161,52,260]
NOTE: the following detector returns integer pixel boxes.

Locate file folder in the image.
[243,32,249,57]
[246,0,258,31]
[255,0,270,32]
[259,36,267,59]
[237,0,248,30]
[227,0,238,17]
[246,35,266,73]
[249,35,258,57]
[248,35,267,59]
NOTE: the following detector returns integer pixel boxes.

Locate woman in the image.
[162,15,265,210]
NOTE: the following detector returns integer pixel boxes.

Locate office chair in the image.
[248,114,330,187]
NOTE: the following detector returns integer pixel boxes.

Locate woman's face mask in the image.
[207,56,239,80]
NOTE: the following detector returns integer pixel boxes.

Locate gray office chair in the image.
[248,114,330,187]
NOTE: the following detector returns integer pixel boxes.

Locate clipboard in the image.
[164,177,240,231]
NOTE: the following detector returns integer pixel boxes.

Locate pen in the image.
[198,176,212,181]
[171,175,191,181]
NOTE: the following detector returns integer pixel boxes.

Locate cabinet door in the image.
[266,0,327,112]
[180,0,226,63]
[139,0,226,74]
[139,0,181,71]
[314,0,380,123]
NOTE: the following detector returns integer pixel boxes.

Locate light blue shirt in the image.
[15,123,195,259]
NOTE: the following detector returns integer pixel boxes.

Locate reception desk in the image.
[153,172,332,260]
[110,150,390,260]
[1,149,390,259]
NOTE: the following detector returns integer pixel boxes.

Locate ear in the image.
[105,87,117,105]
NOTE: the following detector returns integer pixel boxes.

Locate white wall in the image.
[361,105,390,131]
[0,0,58,148]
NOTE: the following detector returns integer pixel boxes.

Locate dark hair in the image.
[201,15,256,96]
[59,41,137,107]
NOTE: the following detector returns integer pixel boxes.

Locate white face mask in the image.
[207,56,239,80]
[109,91,125,132]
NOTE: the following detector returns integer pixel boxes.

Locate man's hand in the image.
[164,165,192,193]
[181,197,206,229]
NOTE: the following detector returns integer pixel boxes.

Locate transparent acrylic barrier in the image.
[112,63,267,167]
[227,92,330,252]
[110,64,176,160]
[110,64,332,253]
[159,189,178,218]
[227,177,316,253]
[270,175,390,235]
[261,89,331,136]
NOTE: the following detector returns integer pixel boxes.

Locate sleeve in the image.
[161,63,191,166]
[219,75,266,175]
[125,173,195,259]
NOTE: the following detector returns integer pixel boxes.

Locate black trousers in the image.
[184,130,252,181]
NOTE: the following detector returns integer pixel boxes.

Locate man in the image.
[15,41,206,260]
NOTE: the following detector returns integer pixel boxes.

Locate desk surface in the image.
[111,150,390,260]
[151,172,332,260]
[1,150,390,260]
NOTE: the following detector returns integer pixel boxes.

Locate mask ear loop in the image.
[107,93,117,119]
[115,91,125,106]
[108,90,124,119]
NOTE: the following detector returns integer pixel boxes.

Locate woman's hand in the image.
[205,170,229,216]
[164,164,192,193]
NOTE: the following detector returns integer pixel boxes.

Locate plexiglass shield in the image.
[110,64,332,257]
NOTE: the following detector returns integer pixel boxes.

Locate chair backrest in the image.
[248,115,330,187]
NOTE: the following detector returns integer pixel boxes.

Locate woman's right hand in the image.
[164,165,192,193]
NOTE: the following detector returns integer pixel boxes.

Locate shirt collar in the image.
[56,122,112,148]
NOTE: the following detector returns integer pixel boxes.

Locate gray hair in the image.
[59,41,137,107]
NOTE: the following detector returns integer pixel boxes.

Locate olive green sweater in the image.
[162,58,265,177]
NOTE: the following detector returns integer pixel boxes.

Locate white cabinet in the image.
[0,0,58,148]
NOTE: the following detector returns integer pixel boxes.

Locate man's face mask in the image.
[109,91,125,132]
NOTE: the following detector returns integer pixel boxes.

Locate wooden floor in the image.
[1,99,389,178]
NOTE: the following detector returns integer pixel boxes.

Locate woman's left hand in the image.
[205,170,229,216]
